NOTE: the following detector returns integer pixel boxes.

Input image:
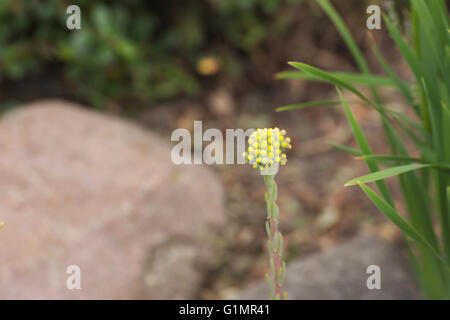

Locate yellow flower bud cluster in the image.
[242,128,292,171]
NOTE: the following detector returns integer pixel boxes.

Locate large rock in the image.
[237,235,420,299]
[0,100,225,299]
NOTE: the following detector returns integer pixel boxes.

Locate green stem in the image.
[263,174,287,300]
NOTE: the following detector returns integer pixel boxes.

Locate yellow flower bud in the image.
[245,127,291,171]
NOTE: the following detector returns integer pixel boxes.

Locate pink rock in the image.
[0,100,225,299]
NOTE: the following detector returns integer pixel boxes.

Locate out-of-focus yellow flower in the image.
[0,221,4,229]
[196,56,221,76]
[243,128,292,171]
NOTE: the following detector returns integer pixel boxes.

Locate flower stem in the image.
[263,174,287,300]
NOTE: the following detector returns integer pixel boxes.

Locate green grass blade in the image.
[345,164,432,186]
[371,42,414,107]
[436,172,450,265]
[337,88,394,206]
[289,62,372,106]
[325,141,361,156]
[360,181,449,299]
[387,107,430,140]
[317,0,388,114]
[404,238,427,298]
[421,79,443,160]
[317,0,370,74]
[411,0,445,70]
[447,186,450,209]
[357,155,450,170]
[275,100,339,112]
[387,110,432,153]
[358,182,444,264]
[276,71,400,87]
[357,154,428,164]
[384,14,423,79]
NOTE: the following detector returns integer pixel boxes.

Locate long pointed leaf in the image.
[288,62,372,106]
[276,71,400,87]
[337,88,394,206]
[345,164,431,186]
[326,141,361,156]
[358,182,445,266]
[276,100,339,112]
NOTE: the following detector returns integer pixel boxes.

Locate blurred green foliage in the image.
[0,0,301,108]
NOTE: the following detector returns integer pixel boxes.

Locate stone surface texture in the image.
[237,235,420,300]
[0,100,225,299]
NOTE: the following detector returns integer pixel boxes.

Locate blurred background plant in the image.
[279,0,450,299]
[0,0,302,110]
